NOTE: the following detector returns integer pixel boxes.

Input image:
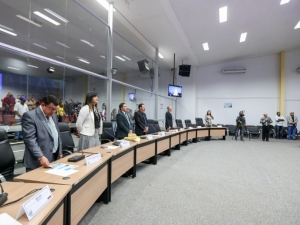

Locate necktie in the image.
[143,114,148,126]
[125,113,131,128]
[47,117,58,151]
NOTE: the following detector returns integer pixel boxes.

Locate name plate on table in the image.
[16,185,53,221]
[119,140,130,148]
[85,153,102,165]
[188,127,193,129]
[158,131,166,136]
[179,128,184,131]
[197,126,202,128]
[147,135,153,140]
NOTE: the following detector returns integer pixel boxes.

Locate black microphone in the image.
[0,174,8,207]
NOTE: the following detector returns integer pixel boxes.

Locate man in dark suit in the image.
[22,95,62,172]
[134,103,148,136]
[165,106,173,130]
[116,103,132,139]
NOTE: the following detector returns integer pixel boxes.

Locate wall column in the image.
[280,51,285,114]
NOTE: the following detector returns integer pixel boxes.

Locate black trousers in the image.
[262,125,270,141]
[275,125,283,138]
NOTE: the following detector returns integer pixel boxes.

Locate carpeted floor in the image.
[79,137,300,225]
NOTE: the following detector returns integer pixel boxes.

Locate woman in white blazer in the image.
[76,92,101,151]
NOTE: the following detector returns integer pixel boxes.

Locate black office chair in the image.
[195,118,204,127]
[147,119,155,125]
[100,127,115,144]
[148,124,157,134]
[246,125,261,138]
[175,119,184,128]
[225,125,236,135]
[148,120,161,132]
[184,119,196,128]
[58,122,75,156]
[0,127,16,181]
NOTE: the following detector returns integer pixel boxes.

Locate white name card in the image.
[16,185,53,221]
[180,128,184,131]
[158,131,166,136]
[85,153,102,165]
[120,140,130,148]
[188,127,193,129]
[197,126,202,128]
[147,135,153,140]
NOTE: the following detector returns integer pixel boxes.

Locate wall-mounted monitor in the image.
[168,84,182,97]
[128,93,136,101]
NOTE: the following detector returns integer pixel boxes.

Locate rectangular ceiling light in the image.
[44,9,69,23]
[202,43,209,51]
[56,55,65,59]
[16,15,42,27]
[0,24,14,31]
[33,11,60,26]
[80,39,95,47]
[33,43,47,49]
[96,0,116,12]
[122,55,131,60]
[294,21,300,29]
[240,32,247,42]
[56,41,70,48]
[100,55,106,58]
[219,6,227,23]
[115,56,125,61]
[158,53,164,58]
[78,58,90,64]
[280,0,290,5]
[0,27,17,36]
[27,64,38,68]
[7,66,19,70]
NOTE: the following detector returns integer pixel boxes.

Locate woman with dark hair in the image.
[205,110,214,127]
[76,92,101,151]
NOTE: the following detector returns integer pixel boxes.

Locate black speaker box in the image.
[179,65,191,77]
[137,59,150,74]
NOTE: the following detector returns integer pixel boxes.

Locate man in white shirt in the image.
[13,96,29,141]
[275,111,285,139]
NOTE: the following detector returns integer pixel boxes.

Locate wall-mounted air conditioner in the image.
[221,68,246,74]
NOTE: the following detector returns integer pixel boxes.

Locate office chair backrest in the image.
[152,120,161,132]
[175,119,183,128]
[3,115,15,125]
[58,122,75,153]
[195,118,204,127]
[0,127,15,180]
[184,119,193,127]
[148,124,157,134]
[147,119,155,125]
[101,127,115,144]
[103,121,113,129]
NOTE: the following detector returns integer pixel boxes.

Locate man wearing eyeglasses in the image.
[22,95,62,172]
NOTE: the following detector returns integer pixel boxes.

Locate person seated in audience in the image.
[25,96,34,110]
[116,103,132,139]
[260,113,273,142]
[22,95,62,172]
[275,111,285,139]
[13,96,29,141]
[286,111,298,140]
[205,110,214,127]
[57,100,67,122]
[15,95,21,104]
[3,92,15,115]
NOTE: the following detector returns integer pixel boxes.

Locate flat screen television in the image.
[128,93,136,101]
[168,84,182,97]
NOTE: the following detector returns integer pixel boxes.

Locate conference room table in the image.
[14,152,113,225]
[0,182,71,225]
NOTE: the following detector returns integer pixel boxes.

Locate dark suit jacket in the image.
[116,111,131,139]
[165,111,173,129]
[22,107,62,170]
[134,111,148,136]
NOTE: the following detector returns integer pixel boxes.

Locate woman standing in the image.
[76,92,101,151]
[57,100,67,122]
[205,110,214,127]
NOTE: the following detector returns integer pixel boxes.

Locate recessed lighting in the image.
[33,11,61,26]
[56,55,65,59]
[27,65,38,68]
[0,24,14,31]
[219,6,227,23]
[56,41,70,48]
[96,0,116,12]
[202,43,209,51]
[44,9,69,23]
[280,0,290,5]
[115,56,125,61]
[33,43,47,49]
[7,67,19,71]
[100,55,106,58]
[294,21,300,29]
[0,27,17,36]
[78,58,90,64]
[16,15,42,27]
[240,32,247,42]
[80,39,95,47]
[122,55,131,60]
[158,53,164,58]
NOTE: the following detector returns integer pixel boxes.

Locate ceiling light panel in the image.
[27,65,38,68]
[0,28,17,36]
[80,39,95,47]
[240,32,247,42]
[122,55,131,60]
[294,21,300,29]
[78,58,90,64]
[33,11,61,26]
[56,41,70,48]
[280,0,290,5]
[0,24,14,31]
[33,43,47,49]
[7,67,19,70]
[202,43,209,51]
[115,56,125,61]
[44,9,69,23]
[100,55,106,58]
[219,6,227,23]
[158,53,164,58]
[16,15,42,27]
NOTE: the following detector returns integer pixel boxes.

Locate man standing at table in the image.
[116,103,132,139]
[22,95,62,172]
[134,103,148,136]
[165,106,173,130]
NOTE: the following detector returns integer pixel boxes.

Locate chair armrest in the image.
[62,150,73,156]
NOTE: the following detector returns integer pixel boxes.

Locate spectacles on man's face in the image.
[46,106,58,112]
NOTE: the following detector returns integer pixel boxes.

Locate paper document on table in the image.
[45,168,78,177]
[49,163,78,170]
[101,145,120,150]
[0,213,22,225]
